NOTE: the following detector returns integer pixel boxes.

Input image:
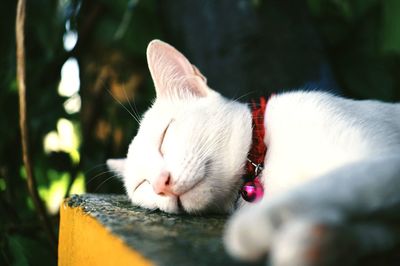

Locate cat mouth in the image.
[133,179,149,192]
[133,178,204,213]
[132,179,186,213]
[177,197,185,213]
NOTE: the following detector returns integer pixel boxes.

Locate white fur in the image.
[108,40,400,265]
[109,40,252,213]
[262,92,400,196]
[120,96,251,213]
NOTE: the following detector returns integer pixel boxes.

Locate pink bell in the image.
[240,177,264,202]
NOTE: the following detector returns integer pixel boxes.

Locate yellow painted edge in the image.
[58,199,153,266]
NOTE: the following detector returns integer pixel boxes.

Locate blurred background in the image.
[1,0,400,264]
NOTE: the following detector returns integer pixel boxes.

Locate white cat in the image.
[107,40,400,265]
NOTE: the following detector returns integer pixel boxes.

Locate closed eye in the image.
[159,120,173,156]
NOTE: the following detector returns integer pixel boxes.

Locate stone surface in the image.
[66,194,264,266]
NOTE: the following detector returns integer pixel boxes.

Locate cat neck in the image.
[237,97,268,204]
[246,97,268,174]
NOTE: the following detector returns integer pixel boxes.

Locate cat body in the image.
[108,40,400,265]
[261,92,400,197]
[230,92,400,265]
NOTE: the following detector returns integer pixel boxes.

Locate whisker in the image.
[132,98,141,122]
[94,174,120,192]
[107,89,141,124]
[122,85,142,123]
[83,163,108,175]
[86,170,115,186]
[232,90,257,102]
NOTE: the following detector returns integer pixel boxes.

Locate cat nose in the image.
[152,171,176,196]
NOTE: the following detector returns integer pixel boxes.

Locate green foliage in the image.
[1,0,160,264]
[382,0,400,55]
[5,236,29,266]
[308,0,400,100]
[1,234,56,266]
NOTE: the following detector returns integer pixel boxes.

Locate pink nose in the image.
[152,171,176,196]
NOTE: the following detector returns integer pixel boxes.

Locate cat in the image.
[107,40,400,266]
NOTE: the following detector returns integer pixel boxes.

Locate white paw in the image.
[224,196,345,265]
[272,219,330,266]
[273,219,359,266]
[224,203,277,261]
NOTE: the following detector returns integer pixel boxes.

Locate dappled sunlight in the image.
[64,92,81,114]
[63,21,78,52]
[40,25,83,214]
[39,171,86,215]
[58,58,80,97]
[43,118,83,214]
[70,173,86,195]
[58,57,81,114]
[39,171,69,214]
[44,118,80,163]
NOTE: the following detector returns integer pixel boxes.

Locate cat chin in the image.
[178,186,238,214]
[130,188,181,214]
[155,197,181,214]
[129,179,237,214]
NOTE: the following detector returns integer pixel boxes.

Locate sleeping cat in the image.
[107,40,400,265]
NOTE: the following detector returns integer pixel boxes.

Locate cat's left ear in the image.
[106,158,126,178]
[146,40,209,99]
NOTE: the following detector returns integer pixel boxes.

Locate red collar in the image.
[246,97,268,174]
[240,97,268,202]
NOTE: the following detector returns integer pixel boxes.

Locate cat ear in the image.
[192,64,207,83]
[106,158,126,178]
[146,40,209,99]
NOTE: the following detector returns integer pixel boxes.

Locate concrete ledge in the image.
[58,194,258,266]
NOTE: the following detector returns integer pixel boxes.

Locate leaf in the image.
[7,235,55,266]
[7,236,29,266]
[381,0,400,55]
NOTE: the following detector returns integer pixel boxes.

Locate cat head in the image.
[107,40,252,214]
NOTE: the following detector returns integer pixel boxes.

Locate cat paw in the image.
[224,203,277,261]
[271,220,333,266]
[224,195,307,261]
[272,219,358,266]
[224,197,346,265]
